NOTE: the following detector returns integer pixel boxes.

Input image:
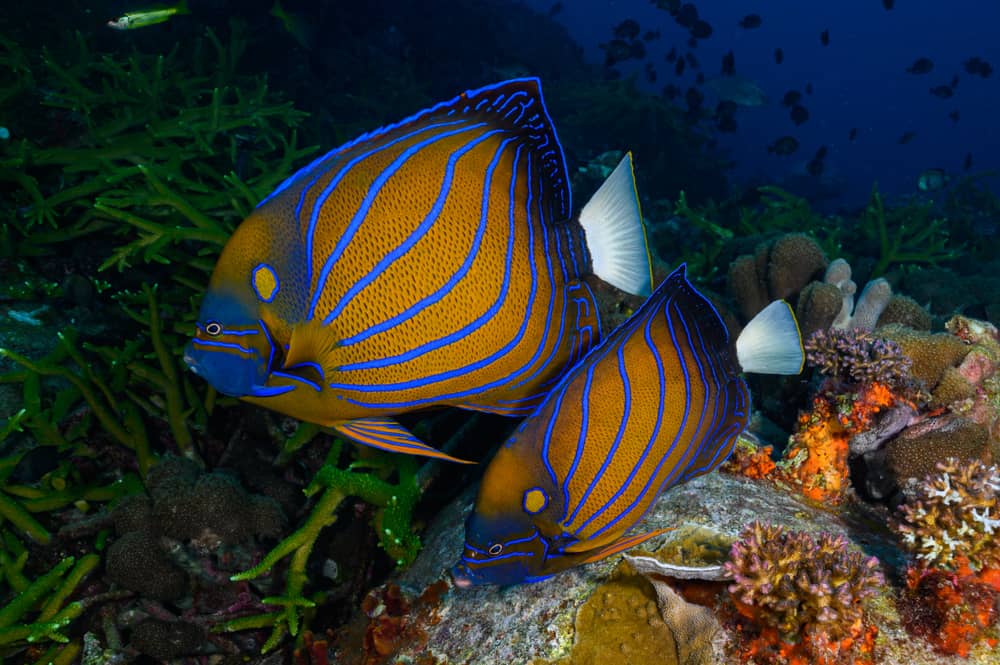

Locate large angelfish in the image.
[184,78,652,462]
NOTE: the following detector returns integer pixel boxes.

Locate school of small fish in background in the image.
[596,0,992,192]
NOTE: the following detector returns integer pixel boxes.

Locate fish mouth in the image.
[450,564,475,589]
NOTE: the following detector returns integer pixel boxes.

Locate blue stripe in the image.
[271,370,322,392]
[284,360,324,378]
[336,135,519,346]
[323,128,509,326]
[511,166,562,391]
[307,121,488,320]
[565,340,631,528]
[258,320,276,371]
[332,134,519,372]
[540,387,570,488]
[191,339,253,355]
[682,310,728,477]
[569,303,659,535]
[588,297,691,540]
[290,119,472,290]
[560,364,594,518]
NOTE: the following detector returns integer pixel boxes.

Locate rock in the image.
[334,472,990,664]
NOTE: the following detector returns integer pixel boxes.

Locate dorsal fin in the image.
[266,78,572,221]
[435,78,571,220]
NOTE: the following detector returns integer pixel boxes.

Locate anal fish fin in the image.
[333,417,475,464]
[575,528,674,565]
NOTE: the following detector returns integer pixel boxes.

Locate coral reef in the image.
[890,458,1000,656]
[727,233,828,323]
[804,328,913,388]
[723,521,883,665]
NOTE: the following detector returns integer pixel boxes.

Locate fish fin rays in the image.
[333,417,475,463]
[574,528,674,564]
[286,319,339,380]
[735,300,804,375]
[578,153,653,297]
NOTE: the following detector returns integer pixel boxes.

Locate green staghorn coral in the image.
[891,457,1000,572]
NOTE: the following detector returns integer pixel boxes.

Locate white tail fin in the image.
[736,301,804,375]
[578,153,652,297]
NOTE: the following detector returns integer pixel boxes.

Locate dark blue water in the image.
[528,0,999,209]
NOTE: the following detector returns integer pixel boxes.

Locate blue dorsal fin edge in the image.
[261,78,572,220]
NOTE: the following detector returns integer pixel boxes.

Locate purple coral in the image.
[805,327,912,387]
[723,521,884,641]
[891,457,1000,572]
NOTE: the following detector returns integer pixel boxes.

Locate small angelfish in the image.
[107,1,189,30]
[184,78,652,463]
[452,266,803,586]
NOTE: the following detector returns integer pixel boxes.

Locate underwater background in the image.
[0,1,999,663]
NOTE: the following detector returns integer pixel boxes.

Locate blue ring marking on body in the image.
[324,127,508,326]
[522,487,549,514]
[251,264,279,303]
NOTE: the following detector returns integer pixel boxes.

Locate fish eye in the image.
[204,321,223,336]
[488,543,503,556]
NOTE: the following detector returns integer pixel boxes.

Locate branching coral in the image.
[723,521,883,665]
[804,328,912,388]
[891,458,1000,656]
[860,184,961,277]
[892,458,1000,575]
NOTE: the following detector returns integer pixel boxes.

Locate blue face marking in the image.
[184,291,276,398]
[452,511,549,587]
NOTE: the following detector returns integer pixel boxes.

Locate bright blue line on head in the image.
[323,128,508,326]
[308,121,487,321]
[191,339,253,355]
[207,327,257,336]
[257,319,275,372]
[337,137,520,348]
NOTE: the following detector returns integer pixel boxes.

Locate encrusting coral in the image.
[722,521,883,665]
[775,329,918,503]
[890,458,1000,656]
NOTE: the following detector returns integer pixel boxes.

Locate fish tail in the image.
[735,300,804,375]
[577,153,653,297]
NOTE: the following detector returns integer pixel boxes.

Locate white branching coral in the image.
[892,457,1000,571]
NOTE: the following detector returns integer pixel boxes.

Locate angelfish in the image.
[184,78,652,462]
[452,266,803,586]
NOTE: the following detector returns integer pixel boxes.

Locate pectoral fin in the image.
[333,417,475,463]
